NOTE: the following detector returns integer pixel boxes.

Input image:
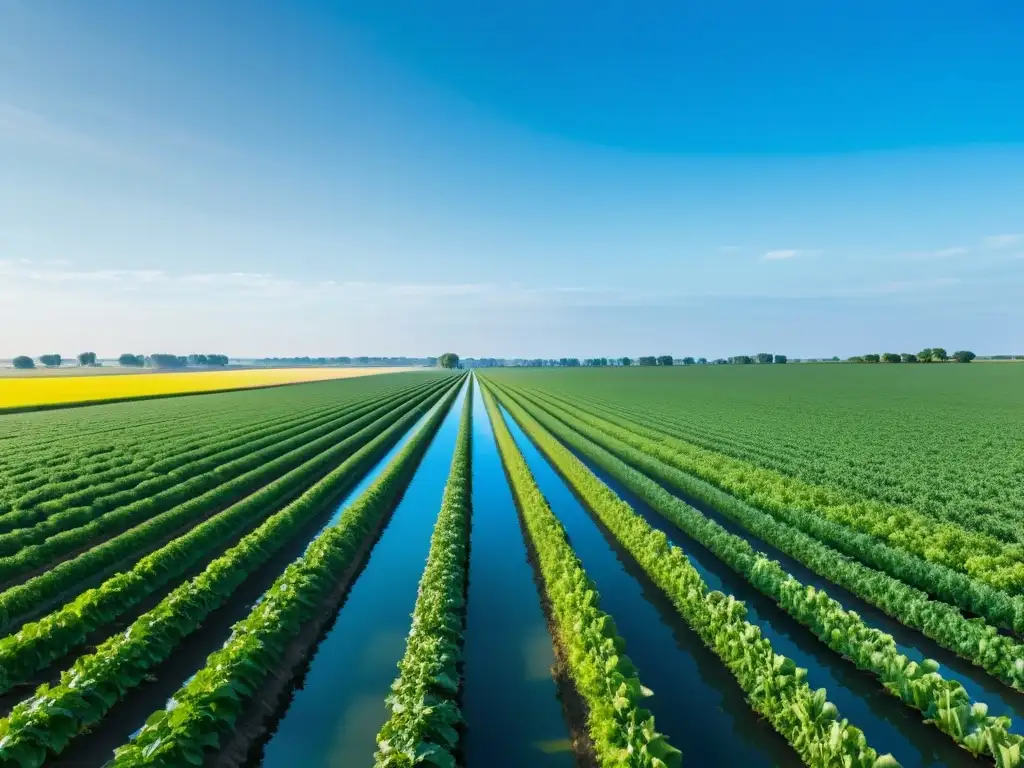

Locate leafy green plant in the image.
[498,382,1024,696]
[489,380,1024,764]
[0,378,463,767]
[481,384,681,768]
[0,379,452,696]
[485,379,894,768]
[102,378,465,767]
[375,378,473,767]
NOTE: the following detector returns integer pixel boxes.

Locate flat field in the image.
[0,365,412,411]
[1,365,1023,768]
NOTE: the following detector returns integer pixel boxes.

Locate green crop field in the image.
[0,364,1022,768]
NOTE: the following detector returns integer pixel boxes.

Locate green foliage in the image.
[656,356,673,366]
[0,380,450,696]
[0,378,463,766]
[38,354,62,367]
[376,381,473,767]
[118,353,144,367]
[11,356,34,369]
[485,365,1024,591]
[103,378,464,767]
[76,352,96,366]
[952,350,976,363]
[438,353,460,369]
[481,384,680,768]
[487,380,892,767]
[490,380,1024,762]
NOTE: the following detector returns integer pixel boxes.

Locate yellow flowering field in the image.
[0,367,409,411]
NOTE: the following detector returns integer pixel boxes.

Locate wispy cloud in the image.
[868,277,961,295]
[761,249,821,261]
[902,246,969,260]
[0,102,151,170]
[984,233,1024,249]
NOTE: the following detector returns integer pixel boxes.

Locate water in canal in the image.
[258,380,468,766]
[461,380,574,767]
[520,386,1024,736]
[499,404,801,767]
[554,430,980,768]
[51,382,457,767]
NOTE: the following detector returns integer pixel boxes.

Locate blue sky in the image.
[2,0,1022,358]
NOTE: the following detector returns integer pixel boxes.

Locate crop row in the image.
[0,376,434,522]
[486,380,896,768]
[491,380,1024,763]
[505,365,1024,539]
[0,374,435,497]
[569,391,1024,547]
[4,391,353,513]
[375,377,474,767]
[0,376,462,767]
[524,386,1024,635]
[506,384,1024,693]
[0,378,450,606]
[0,378,452,698]
[0,377,451,633]
[528,387,1024,592]
[480,383,681,767]
[0,379,436,554]
[103,377,465,767]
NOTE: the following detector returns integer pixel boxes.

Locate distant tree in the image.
[774,354,787,364]
[39,354,62,367]
[831,356,840,362]
[12,355,34,369]
[207,354,229,366]
[863,353,881,363]
[697,357,707,364]
[619,357,632,366]
[119,353,144,367]
[188,354,209,366]
[918,348,934,363]
[729,355,752,365]
[77,352,97,366]
[637,356,657,366]
[952,350,976,363]
[901,353,918,363]
[657,355,673,366]
[882,352,901,363]
[438,353,460,369]
[931,347,948,362]
[682,357,696,365]
[756,353,774,364]
[847,356,864,363]
[148,353,187,369]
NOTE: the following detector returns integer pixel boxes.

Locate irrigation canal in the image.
[52,382,453,767]
[461,382,574,767]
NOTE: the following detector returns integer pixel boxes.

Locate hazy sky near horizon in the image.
[2,1,1023,358]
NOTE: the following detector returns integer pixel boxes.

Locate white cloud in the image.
[869,277,961,295]
[984,234,1024,249]
[902,246,969,260]
[761,249,821,261]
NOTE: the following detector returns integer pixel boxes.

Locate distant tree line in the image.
[846,348,976,364]
[117,353,229,368]
[254,356,438,367]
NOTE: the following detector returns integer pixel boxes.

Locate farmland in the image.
[0,366,410,412]
[0,364,1022,767]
